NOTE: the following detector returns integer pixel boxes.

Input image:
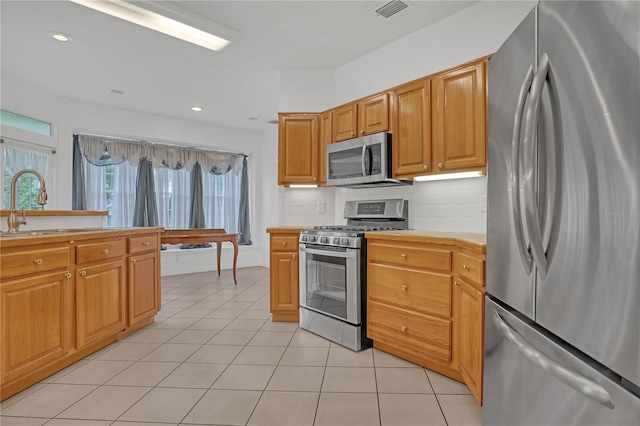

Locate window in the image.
[1,141,50,210]
[83,161,243,232]
[0,109,52,136]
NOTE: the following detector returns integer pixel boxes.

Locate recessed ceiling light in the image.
[48,31,74,42]
[191,106,203,112]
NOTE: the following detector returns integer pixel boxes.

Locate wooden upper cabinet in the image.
[432,59,487,173]
[392,78,432,177]
[319,110,333,186]
[333,103,357,142]
[278,113,320,185]
[358,92,389,136]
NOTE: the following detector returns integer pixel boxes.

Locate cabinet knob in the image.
[454,280,460,286]
[131,258,137,263]
[292,254,297,259]
[313,176,317,181]
[438,162,443,169]
[65,272,71,278]
[281,241,287,247]
[401,284,407,291]
[463,264,470,271]
[401,326,407,332]
[400,253,407,259]
[360,130,364,135]
[351,132,355,137]
[143,241,149,246]
[102,249,109,254]
[423,164,429,170]
[34,258,43,265]
[80,270,86,276]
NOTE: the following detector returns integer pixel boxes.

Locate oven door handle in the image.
[299,245,358,258]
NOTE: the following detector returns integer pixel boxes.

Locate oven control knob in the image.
[341,238,350,246]
[333,237,341,245]
[300,235,307,242]
[308,236,316,242]
[319,236,329,244]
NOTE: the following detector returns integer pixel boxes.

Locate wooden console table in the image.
[161,229,239,284]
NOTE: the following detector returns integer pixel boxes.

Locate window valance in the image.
[78,134,244,175]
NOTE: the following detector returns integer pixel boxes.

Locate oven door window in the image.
[303,252,350,321]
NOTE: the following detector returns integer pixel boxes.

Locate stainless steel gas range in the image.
[298,199,408,351]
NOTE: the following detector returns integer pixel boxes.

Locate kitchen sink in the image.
[0,227,109,238]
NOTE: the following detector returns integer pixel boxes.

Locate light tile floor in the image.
[0,266,482,426]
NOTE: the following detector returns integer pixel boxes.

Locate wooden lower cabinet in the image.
[367,234,486,405]
[76,260,126,349]
[267,228,302,322]
[1,271,72,385]
[0,229,162,401]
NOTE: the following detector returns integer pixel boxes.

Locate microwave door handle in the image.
[361,145,367,177]
[364,146,372,175]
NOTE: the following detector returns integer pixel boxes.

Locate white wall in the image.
[321,0,532,233]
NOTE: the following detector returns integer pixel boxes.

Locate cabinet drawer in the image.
[368,241,452,272]
[368,300,451,363]
[368,264,451,317]
[271,235,299,252]
[76,240,126,265]
[1,247,70,279]
[129,235,159,255]
[458,252,484,287]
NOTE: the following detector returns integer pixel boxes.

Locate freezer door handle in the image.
[522,53,550,278]
[492,311,615,409]
[511,65,535,274]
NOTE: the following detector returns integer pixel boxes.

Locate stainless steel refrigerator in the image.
[485,1,640,424]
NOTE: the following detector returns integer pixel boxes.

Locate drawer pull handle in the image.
[65,272,71,278]
[34,259,43,265]
[143,242,150,246]
[282,241,287,246]
[80,271,86,276]
[102,249,109,254]
[401,326,407,332]
[131,259,137,263]
[463,264,471,271]
[400,253,407,259]
[401,284,407,291]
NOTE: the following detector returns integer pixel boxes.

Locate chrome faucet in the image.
[7,169,47,233]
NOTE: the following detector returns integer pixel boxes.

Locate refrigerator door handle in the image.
[511,65,535,274]
[492,311,615,409]
[522,53,550,278]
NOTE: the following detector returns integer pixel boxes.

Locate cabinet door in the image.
[269,251,299,321]
[432,60,487,172]
[1,272,71,384]
[393,79,432,177]
[358,93,389,136]
[333,103,357,141]
[278,113,320,185]
[319,110,333,185]
[458,278,484,405]
[128,252,159,327]
[76,260,126,348]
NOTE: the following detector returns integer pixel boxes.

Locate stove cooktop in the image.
[311,225,396,232]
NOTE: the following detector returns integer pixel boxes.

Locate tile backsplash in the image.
[281,176,487,233]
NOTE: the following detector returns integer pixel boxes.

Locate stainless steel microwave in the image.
[326,132,412,188]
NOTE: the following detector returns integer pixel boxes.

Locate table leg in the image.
[216,242,222,276]
[232,239,238,285]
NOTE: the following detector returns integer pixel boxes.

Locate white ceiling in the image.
[1,1,477,133]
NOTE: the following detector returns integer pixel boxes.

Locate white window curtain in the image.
[84,161,137,227]
[202,168,241,233]
[1,139,51,210]
[154,167,191,230]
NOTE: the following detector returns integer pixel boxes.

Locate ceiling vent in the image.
[374,0,409,19]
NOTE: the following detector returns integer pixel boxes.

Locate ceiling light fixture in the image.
[49,31,74,42]
[191,106,203,112]
[413,170,486,182]
[69,0,232,52]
